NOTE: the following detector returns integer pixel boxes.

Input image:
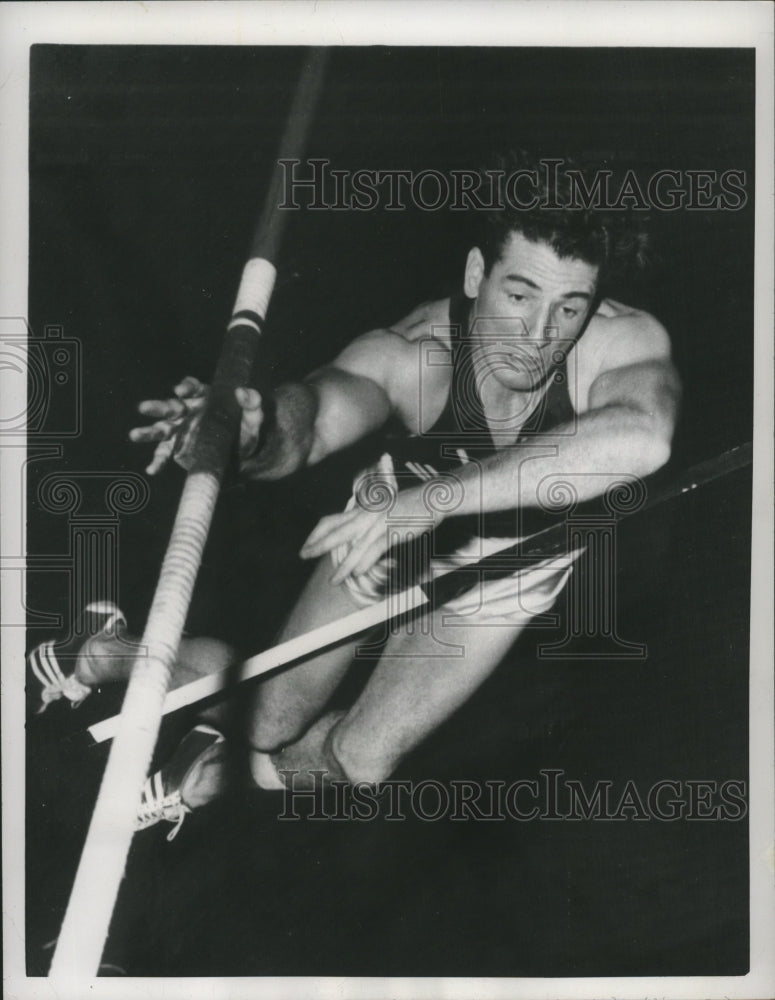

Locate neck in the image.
[468,343,545,449]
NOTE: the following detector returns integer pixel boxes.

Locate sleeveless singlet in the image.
[383,292,580,546]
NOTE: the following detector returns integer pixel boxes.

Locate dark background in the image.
[26,46,753,977]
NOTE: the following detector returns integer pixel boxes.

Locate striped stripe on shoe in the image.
[27,602,126,713]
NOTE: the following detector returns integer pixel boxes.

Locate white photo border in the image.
[1,2,772,998]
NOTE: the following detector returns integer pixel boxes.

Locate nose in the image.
[525,304,554,342]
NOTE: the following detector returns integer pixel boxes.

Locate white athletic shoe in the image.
[27,601,127,713]
[136,725,229,841]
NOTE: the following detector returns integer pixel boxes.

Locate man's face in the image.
[464,231,599,391]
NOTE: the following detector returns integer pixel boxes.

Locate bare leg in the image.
[331,612,527,782]
[76,630,239,691]
[270,609,526,784]
[77,552,363,743]
[247,553,369,751]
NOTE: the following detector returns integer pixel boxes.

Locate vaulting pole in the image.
[49,48,329,981]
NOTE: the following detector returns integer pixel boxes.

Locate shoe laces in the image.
[137,775,190,841]
[29,641,92,713]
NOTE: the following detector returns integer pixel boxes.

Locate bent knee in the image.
[330,723,398,785]
[248,710,308,754]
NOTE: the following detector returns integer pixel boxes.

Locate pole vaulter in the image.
[49,48,330,980]
[87,440,752,745]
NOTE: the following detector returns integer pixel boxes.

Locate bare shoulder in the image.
[321,299,451,429]
[579,298,672,369]
[387,297,452,344]
[327,298,450,389]
[587,298,671,348]
[570,299,676,414]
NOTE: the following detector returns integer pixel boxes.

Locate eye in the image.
[561,306,579,319]
[508,294,526,304]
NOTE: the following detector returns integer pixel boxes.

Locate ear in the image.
[464,247,485,298]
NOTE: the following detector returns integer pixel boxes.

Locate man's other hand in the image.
[300,484,446,585]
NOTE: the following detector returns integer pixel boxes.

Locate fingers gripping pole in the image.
[50,49,329,981]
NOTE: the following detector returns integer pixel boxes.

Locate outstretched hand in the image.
[129,376,264,475]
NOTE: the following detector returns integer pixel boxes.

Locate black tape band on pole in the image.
[190,48,329,479]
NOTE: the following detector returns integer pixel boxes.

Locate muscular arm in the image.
[238,330,402,481]
[445,316,681,515]
[298,311,681,581]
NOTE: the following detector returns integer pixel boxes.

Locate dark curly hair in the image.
[474,151,651,287]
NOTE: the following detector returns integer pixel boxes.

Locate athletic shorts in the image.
[331,454,584,627]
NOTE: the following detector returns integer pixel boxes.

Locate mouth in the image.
[504,347,552,377]
[477,344,560,390]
